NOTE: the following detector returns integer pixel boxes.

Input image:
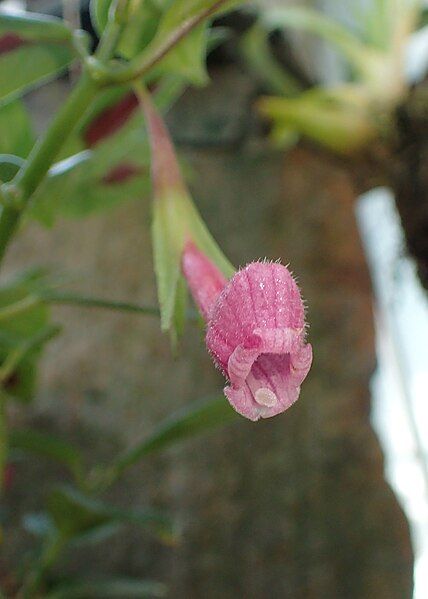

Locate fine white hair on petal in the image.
[183,251,313,422]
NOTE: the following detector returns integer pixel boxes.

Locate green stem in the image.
[0,325,60,384]
[20,534,65,599]
[0,392,7,495]
[95,20,123,62]
[0,0,227,264]
[15,73,96,200]
[0,72,98,266]
[0,206,20,265]
[43,292,160,316]
[0,295,40,322]
[0,6,128,268]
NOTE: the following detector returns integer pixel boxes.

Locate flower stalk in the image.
[0,71,98,266]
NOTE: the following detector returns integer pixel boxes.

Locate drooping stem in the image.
[0,0,229,266]
[0,7,129,267]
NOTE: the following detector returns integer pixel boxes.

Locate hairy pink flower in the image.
[183,242,312,421]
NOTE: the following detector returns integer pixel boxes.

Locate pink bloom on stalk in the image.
[182,243,312,421]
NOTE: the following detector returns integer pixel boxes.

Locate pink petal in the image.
[182,242,227,320]
[225,339,312,421]
[207,262,305,371]
[227,327,303,387]
[225,349,300,421]
[207,262,312,420]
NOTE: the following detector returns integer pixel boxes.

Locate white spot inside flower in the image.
[255,387,277,407]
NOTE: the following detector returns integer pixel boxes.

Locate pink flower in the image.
[183,242,312,421]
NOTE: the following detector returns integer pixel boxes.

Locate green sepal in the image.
[152,187,234,333]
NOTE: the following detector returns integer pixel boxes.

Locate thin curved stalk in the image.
[43,292,160,316]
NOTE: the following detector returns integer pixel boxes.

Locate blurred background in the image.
[1,0,427,597]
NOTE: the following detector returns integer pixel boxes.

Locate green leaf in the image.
[29,77,185,225]
[30,148,151,226]
[145,0,213,85]
[240,23,301,96]
[90,0,163,60]
[355,0,390,49]
[115,396,237,473]
[47,485,174,542]
[89,0,110,33]
[257,86,377,154]
[0,43,73,105]
[66,521,123,547]
[0,324,59,401]
[153,23,209,86]
[261,6,378,83]
[92,0,240,77]
[29,86,149,224]
[0,270,56,402]
[0,12,75,105]
[363,0,421,49]
[0,12,72,41]
[119,1,163,61]
[46,578,167,598]
[69,76,184,153]
[0,99,34,157]
[207,25,232,52]
[9,429,83,481]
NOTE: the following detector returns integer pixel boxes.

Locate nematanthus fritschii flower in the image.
[182,242,313,421]
[137,86,312,421]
